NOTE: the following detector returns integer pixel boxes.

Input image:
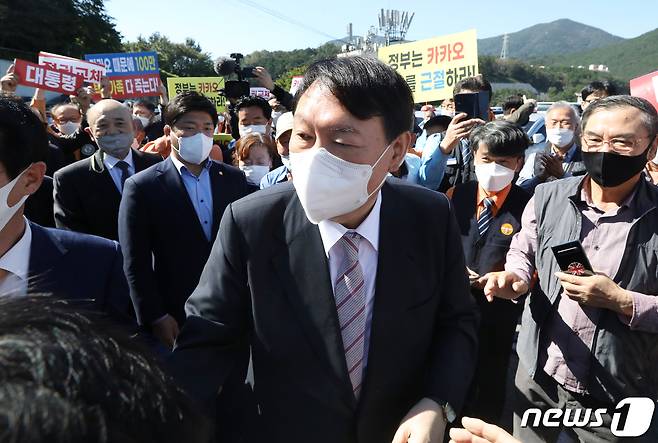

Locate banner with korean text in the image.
[378,30,479,103]
[166,77,227,113]
[14,59,85,94]
[84,51,160,100]
[630,70,658,113]
[38,51,105,84]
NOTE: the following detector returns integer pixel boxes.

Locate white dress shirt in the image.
[317,192,382,367]
[0,218,32,296]
[103,149,135,193]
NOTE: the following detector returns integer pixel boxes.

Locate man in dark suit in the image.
[170,57,479,443]
[119,91,249,348]
[0,97,133,325]
[53,99,161,241]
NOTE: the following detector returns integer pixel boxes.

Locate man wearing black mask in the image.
[480,95,658,442]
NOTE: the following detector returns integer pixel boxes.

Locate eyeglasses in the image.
[581,135,649,153]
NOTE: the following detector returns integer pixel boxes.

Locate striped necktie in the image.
[333,231,367,399]
[461,141,472,165]
[478,197,494,238]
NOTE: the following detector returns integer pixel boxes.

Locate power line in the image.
[230,0,352,46]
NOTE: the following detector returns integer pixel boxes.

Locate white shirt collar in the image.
[103,148,134,170]
[0,218,32,282]
[318,191,382,256]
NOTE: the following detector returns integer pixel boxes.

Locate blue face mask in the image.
[96,133,133,158]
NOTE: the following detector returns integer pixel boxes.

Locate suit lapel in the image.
[271,194,356,408]
[156,158,208,243]
[132,149,149,173]
[27,223,68,294]
[89,150,121,203]
[209,162,230,243]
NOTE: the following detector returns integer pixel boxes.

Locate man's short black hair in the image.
[235,96,272,120]
[0,296,209,443]
[454,74,493,105]
[424,115,452,131]
[502,95,524,114]
[135,99,156,113]
[580,80,617,102]
[0,96,48,180]
[294,56,414,142]
[469,120,529,157]
[164,91,218,127]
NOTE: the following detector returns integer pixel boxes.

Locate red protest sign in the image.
[14,59,85,94]
[630,70,658,113]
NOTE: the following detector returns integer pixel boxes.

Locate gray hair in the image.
[581,95,658,139]
[546,101,579,125]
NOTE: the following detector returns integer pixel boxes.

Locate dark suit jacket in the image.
[170,179,479,443]
[25,176,55,228]
[53,149,162,241]
[28,222,133,325]
[118,157,249,326]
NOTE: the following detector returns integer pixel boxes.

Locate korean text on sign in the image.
[84,51,161,100]
[166,77,227,113]
[38,52,105,84]
[13,59,85,94]
[378,29,479,103]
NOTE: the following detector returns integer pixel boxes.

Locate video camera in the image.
[214,53,255,99]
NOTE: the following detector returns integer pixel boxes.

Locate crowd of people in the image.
[0,54,656,443]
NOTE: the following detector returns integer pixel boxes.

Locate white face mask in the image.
[0,168,31,232]
[546,128,574,148]
[241,164,270,186]
[475,161,516,192]
[271,111,283,125]
[173,132,214,165]
[290,144,392,224]
[239,124,268,138]
[58,121,80,136]
[135,115,151,128]
[280,155,291,170]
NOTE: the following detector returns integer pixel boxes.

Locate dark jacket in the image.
[25,176,55,228]
[519,176,658,403]
[53,149,162,241]
[118,157,249,326]
[169,179,480,443]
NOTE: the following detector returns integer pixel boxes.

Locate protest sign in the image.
[38,51,105,84]
[630,70,658,113]
[250,87,271,99]
[84,51,161,99]
[14,58,85,94]
[290,76,304,95]
[378,29,479,103]
[166,77,226,113]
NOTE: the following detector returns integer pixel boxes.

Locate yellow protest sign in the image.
[166,77,227,113]
[378,29,479,103]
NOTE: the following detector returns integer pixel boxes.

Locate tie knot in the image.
[116,160,129,172]
[483,197,494,208]
[339,231,362,260]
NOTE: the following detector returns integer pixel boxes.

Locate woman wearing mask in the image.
[234,133,275,193]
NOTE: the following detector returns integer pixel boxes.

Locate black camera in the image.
[215,53,255,99]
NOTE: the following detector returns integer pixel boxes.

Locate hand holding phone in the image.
[551,241,594,276]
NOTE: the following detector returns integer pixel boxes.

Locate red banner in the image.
[90,73,160,100]
[630,70,658,113]
[14,59,85,94]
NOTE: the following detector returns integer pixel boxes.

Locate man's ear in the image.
[388,132,413,173]
[515,155,525,173]
[647,136,658,162]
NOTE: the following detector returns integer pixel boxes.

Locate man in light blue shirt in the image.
[170,155,214,240]
[261,111,293,189]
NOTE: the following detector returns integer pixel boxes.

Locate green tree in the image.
[244,43,339,80]
[0,0,122,61]
[123,34,214,79]
[275,65,308,92]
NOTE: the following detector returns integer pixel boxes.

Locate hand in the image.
[478,271,528,302]
[0,63,19,94]
[555,272,633,316]
[392,398,446,443]
[439,113,485,154]
[100,76,112,99]
[253,66,275,91]
[72,86,93,112]
[152,314,180,348]
[542,154,564,178]
[158,79,169,105]
[467,267,482,289]
[449,417,520,443]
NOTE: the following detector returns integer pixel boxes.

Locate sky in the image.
[105,0,654,57]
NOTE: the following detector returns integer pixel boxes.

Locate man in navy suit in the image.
[0,97,132,324]
[119,91,249,348]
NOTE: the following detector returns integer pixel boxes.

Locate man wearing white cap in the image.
[260,111,294,189]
